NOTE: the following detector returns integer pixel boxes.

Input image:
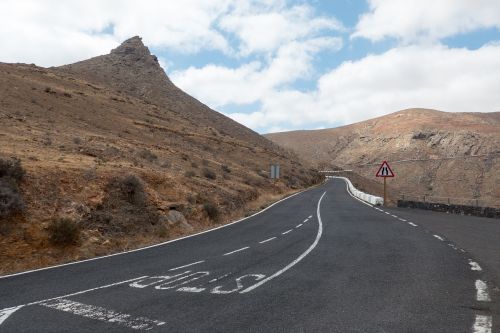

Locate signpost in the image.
[375,161,394,206]
[270,164,280,179]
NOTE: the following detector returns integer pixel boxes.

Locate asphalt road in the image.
[0,178,496,332]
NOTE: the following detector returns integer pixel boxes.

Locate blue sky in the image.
[2,0,500,133]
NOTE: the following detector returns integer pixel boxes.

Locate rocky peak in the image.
[110,36,159,64]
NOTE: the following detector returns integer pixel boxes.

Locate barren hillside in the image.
[0,37,319,274]
[266,108,500,207]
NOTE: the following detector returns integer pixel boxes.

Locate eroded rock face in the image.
[266,108,500,206]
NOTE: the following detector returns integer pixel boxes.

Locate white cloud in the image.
[219,3,343,55]
[353,0,500,42]
[179,43,500,133]
[0,0,232,66]
[171,36,342,108]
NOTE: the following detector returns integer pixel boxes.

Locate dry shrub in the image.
[0,158,25,218]
[203,203,219,221]
[203,168,216,180]
[48,218,80,245]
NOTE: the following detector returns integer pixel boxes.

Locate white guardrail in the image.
[327,176,384,206]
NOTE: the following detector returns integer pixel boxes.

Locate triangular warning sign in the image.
[376,161,395,177]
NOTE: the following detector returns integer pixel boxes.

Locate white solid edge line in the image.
[475,280,491,302]
[241,191,326,293]
[433,234,445,241]
[168,260,205,271]
[0,187,310,280]
[223,246,250,256]
[473,315,492,333]
[281,229,293,235]
[259,237,276,244]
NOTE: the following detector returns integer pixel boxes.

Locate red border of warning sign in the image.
[375,160,395,177]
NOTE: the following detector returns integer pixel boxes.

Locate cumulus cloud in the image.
[171,36,342,108]
[0,0,232,66]
[353,0,500,42]
[219,2,343,55]
[187,44,500,132]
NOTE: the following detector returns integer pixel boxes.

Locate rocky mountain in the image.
[0,36,319,274]
[266,108,500,207]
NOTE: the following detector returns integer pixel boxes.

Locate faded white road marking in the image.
[223,246,250,256]
[0,275,149,316]
[0,306,24,325]
[448,243,459,250]
[408,222,418,227]
[156,271,209,290]
[259,237,276,244]
[391,214,398,218]
[295,224,303,228]
[241,191,326,293]
[385,212,390,215]
[0,275,149,327]
[209,273,231,283]
[469,261,482,271]
[281,229,293,235]
[433,234,445,241]
[130,272,190,289]
[168,260,205,271]
[399,218,407,222]
[473,315,492,333]
[176,286,205,293]
[475,280,491,302]
[39,299,165,330]
[211,274,265,294]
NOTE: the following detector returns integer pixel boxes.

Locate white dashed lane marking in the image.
[391,214,398,218]
[469,261,482,271]
[295,224,303,228]
[259,237,276,244]
[384,212,390,215]
[408,222,418,227]
[475,280,491,302]
[241,192,326,293]
[308,215,313,219]
[281,229,293,235]
[223,247,250,256]
[473,315,492,333]
[168,260,205,271]
[433,235,445,241]
[39,299,165,330]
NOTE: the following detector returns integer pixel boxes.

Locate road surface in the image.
[0,178,496,332]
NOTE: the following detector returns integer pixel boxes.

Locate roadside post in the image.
[375,161,395,206]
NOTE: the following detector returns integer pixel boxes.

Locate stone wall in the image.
[397,200,500,219]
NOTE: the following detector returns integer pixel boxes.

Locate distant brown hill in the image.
[266,108,500,207]
[0,36,318,274]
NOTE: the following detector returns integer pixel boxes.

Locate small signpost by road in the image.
[376,161,394,206]
[270,164,280,179]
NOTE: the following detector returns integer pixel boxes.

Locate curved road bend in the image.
[0,178,495,332]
